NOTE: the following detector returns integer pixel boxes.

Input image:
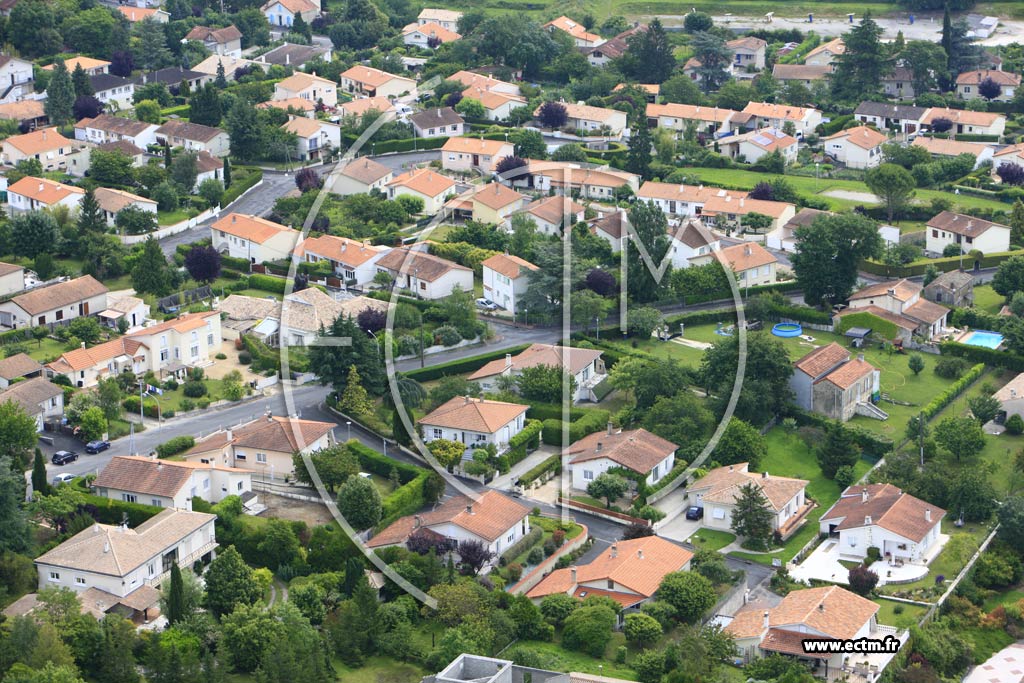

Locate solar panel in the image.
[752,134,772,146]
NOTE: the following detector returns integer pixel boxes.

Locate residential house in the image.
[256,96,315,117]
[0,352,40,388]
[260,0,319,27]
[853,102,927,135]
[726,586,888,674]
[923,269,974,308]
[2,128,77,172]
[132,67,205,92]
[88,73,135,111]
[409,107,464,139]
[544,16,603,47]
[420,396,528,453]
[803,37,844,68]
[154,120,230,157]
[0,376,63,431]
[194,151,224,192]
[329,157,393,196]
[790,343,883,421]
[690,242,779,287]
[125,311,222,378]
[93,456,252,509]
[74,114,159,148]
[185,25,243,58]
[472,183,526,225]
[0,100,46,132]
[728,36,767,71]
[740,102,823,137]
[402,22,460,48]
[6,176,84,215]
[479,253,538,316]
[926,210,1010,255]
[0,55,35,103]
[367,490,530,559]
[298,234,390,285]
[921,107,1005,137]
[417,8,461,32]
[34,508,216,622]
[882,66,916,99]
[688,463,812,538]
[386,167,457,215]
[441,136,515,174]
[218,291,384,344]
[273,71,337,108]
[843,279,950,340]
[911,136,994,168]
[766,207,831,252]
[822,125,888,169]
[512,160,639,200]
[446,71,521,97]
[282,116,341,161]
[992,143,1024,180]
[97,293,149,330]
[819,484,945,563]
[771,64,830,87]
[517,195,585,236]
[470,343,605,401]
[340,66,416,99]
[613,83,659,101]
[336,96,394,119]
[185,414,334,478]
[459,87,525,121]
[543,102,627,136]
[567,427,676,490]
[682,56,733,84]
[211,213,299,264]
[95,187,157,228]
[667,219,719,269]
[995,373,1024,422]
[78,141,148,176]
[256,43,331,69]
[0,262,23,299]
[590,210,628,252]
[118,7,169,21]
[957,69,1020,101]
[585,24,645,67]
[717,127,798,165]
[526,536,693,609]
[375,247,473,299]
[46,337,147,388]
[698,196,796,235]
[637,182,748,219]
[193,55,268,83]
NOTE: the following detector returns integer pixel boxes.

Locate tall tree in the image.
[730,482,774,550]
[0,456,30,552]
[189,84,222,127]
[131,237,175,296]
[44,60,74,127]
[337,475,382,529]
[699,332,793,425]
[690,31,732,93]
[31,448,48,497]
[900,40,947,95]
[310,315,386,397]
[225,99,262,161]
[934,415,985,463]
[166,564,185,625]
[625,122,652,179]
[96,615,139,683]
[831,13,892,101]
[71,64,94,99]
[619,18,676,83]
[0,396,42,469]
[816,421,859,479]
[204,547,260,618]
[626,200,670,302]
[865,163,916,223]
[134,19,172,71]
[790,213,884,307]
[943,18,984,87]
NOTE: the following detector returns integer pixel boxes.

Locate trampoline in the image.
[772,322,803,338]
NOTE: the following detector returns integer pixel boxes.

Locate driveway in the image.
[658,514,703,544]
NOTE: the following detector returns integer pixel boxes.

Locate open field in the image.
[872,598,927,629]
[973,285,1005,315]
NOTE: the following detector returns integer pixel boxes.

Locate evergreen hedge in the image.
[940,341,1024,372]
[156,436,196,458]
[919,362,986,420]
[541,409,610,447]
[403,344,532,382]
[518,454,561,486]
[507,419,543,466]
[81,492,161,526]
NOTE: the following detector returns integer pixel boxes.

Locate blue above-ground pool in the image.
[961,330,1004,349]
[772,322,803,338]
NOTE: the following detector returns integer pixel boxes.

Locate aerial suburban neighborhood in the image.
[2,2,1024,683]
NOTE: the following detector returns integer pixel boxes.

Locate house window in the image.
[204,479,210,489]
[75,577,86,585]
[208,334,214,346]
[583,470,594,481]
[507,533,514,543]
[190,345,199,358]
[712,508,726,520]
[432,428,442,439]
[607,579,614,589]
[256,453,267,463]
[49,571,60,581]
[122,493,137,503]
[236,452,246,460]
[151,499,163,507]
[160,350,169,361]
[237,481,243,490]
[848,535,857,547]
[147,563,155,576]
[475,434,487,442]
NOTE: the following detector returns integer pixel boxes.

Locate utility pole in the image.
[919,411,925,466]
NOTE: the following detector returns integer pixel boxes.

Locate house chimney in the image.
[570,566,578,584]
[728,465,734,472]
[763,611,770,628]
[413,514,422,529]
[610,544,618,558]
[887,288,895,297]
[286,53,290,65]
[857,353,865,362]
[637,549,643,559]
[81,342,86,349]
[925,509,931,522]
[437,109,441,118]
[607,421,613,436]
[818,603,825,612]
[38,183,43,193]
[862,488,869,503]
[739,197,745,208]
[103,541,110,553]
[596,442,602,452]
[745,245,752,256]
[464,395,471,403]
[465,503,473,514]
[504,353,512,368]
[762,471,768,479]
[865,515,872,524]
[231,214,236,223]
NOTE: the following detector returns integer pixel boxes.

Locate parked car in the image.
[51,451,78,466]
[475,298,498,311]
[85,440,111,454]
[52,473,75,486]
[685,505,704,521]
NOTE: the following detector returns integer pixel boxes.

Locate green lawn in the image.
[519,637,634,679]
[872,598,928,629]
[690,529,736,552]
[731,427,871,565]
[330,657,428,683]
[23,338,72,363]
[158,209,198,226]
[879,519,993,597]
[982,586,1024,612]
[973,285,1005,315]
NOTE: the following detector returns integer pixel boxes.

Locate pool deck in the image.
[956,328,1005,350]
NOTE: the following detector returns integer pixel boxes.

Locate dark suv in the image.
[85,440,111,454]
[685,505,704,521]
[51,451,79,466]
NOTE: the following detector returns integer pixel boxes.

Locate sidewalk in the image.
[490,445,558,491]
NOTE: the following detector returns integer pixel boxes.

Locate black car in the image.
[51,451,78,466]
[685,505,704,521]
[85,440,111,454]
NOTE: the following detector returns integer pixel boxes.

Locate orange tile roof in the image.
[767,586,878,640]
[301,234,387,267]
[805,37,845,61]
[480,253,537,280]
[922,107,1003,127]
[742,102,817,122]
[689,463,807,512]
[848,278,920,302]
[794,342,849,378]
[211,213,294,244]
[341,65,413,89]
[728,128,797,152]
[128,311,218,339]
[835,304,917,331]
[419,396,527,433]
[276,71,335,93]
[94,456,250,498]
[637,181,747,203]
[461,86,525,111]
[229,415,334,452]
[447,70,518,94]
[566,428,677,475]
[822,358,875,389]
[473,183,525,210]
[824,125,887,150]
[7,176,84,205]
[703,195,792,218]
[261,0,317,14]
[540,102,622,124]
[441,136,513,157]
[338,157,392,184]
[707,241,778,271]
[47,337,147,373]
[257,97,316,113]
[403,21,460,42]
[523,195,585,225]
[771,64,831,81]
[282,115,324,137]
[613,83,660,95]
[927,211,1008,238]
[42,56,110,72]
[338,96,395,117]
[118,6,165,20]
[821,483,945,542]
[3,128,73,155]
[957,69,1020,87]
[470,343,599,380]
[368,490,530,547]
[912,136,992,157]
[545,16,602,43]
[375,248,470,281]
[386,167,456,198]
[527,536,693,601]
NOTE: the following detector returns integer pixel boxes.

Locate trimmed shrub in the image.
[81,492,161,526]
[920,363,986,420]
[541,409,610,446]
[507,419,543,466]
[155,436,196,458]
[500,526,543,565]
[248,273,287,294]
[518,454,561,486]
[1007,414,1024,435]
[403,344,531,382]
[182,380,208,398]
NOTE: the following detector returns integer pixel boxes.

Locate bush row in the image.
[940,341,1024,372]
[525,403,597,422]
[221,167,263,207]
[222,255,252,272]
[919,362,986,420]
[380,471,433,529]
[155,436,196,459]
[81,492,161,527]
[247,273,288,294]
[541,409,610,447]
[792,410,894,456]
[499,525,543,565]
[861,249,1024,278]
[347,440,424,484]
[403,344,532,382]
[507,419,543,467]
[518,454,561,487]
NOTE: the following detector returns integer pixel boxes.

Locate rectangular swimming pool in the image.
[962,330,1004,349]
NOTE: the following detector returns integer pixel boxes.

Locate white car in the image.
[475,298,498,311]
[52,473,75,486]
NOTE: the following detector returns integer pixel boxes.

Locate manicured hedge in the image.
[221,167,263,207]
[500,525,543,565]
[403,344,532,382]
[526,403,595,422]
[518,454,561,486]
[247,273,287,294]
[365,290,435,312]
[507,419,542,467]
[861,249,1024,278]
[156,436,195,458]
[380,471,432,528]
[793,411,894,456]
[919,362,986,420]
[347,440,423,484]
[123,395,160,419]
[81,492,161,526]
[342,137,447,154]
[836,311,899,341]
[940,341,1024,372]
[222,255,252,272]
[542,409,610,447]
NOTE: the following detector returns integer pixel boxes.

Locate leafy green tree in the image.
[78,406,107,441]
[96,615,138,683]
[159,565,203,626]
[683,11,713,33]
[70,64,93,100]
[131,237,175,296]
[997,496,1024,554]
[730,482,775,550]
[865,163,915,223]
[900,41,948,95]
[8,0,62,57]
[226,98,262,161]
[516,364,577,404]
[816,421,859,479]
[0,401,41,469]
[831,14,892,101]
[791,213,884,307]
[626,201,670,302]
[337,475,382,529]
[256,518,301,571]
[627,306,662,339]
[0,456,30,552]
[610,357,690,411]
[31,448,49,496]
[165,564,186,625]
[993,255,1024,298]
[712,418,767,469]
[658,571,716,622]
[626,122,652,179]
[934,415,985,463]
[338,365,374,419]
[947,468,997,523]
[204,547,260,618]
[642,391,713,448]
[77,188,105,234]
[511,128,546,160]
[291,444,359,492]
[700,332,793,425]
[943,18,984,86]
[9,211,57,260]
[311,315,386,397]
[170,152,199,193]
[623,612,663,647]
[660,73,703,105]
[133,19,172,71]
[968,394,1001,425]
[472,15,559,79]
[619,18,676,83]
[562,605,616,656]
[90,149,135,186]
[690,31,732,92]
[908,354,925,376]
[587,472,629,508]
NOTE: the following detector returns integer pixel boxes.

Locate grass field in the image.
[872,598,928,629]
[983,585,1024,611]
[973,285,1005,315]
[690,528,736,551]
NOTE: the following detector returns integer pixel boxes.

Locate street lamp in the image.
[346,420,352,441]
